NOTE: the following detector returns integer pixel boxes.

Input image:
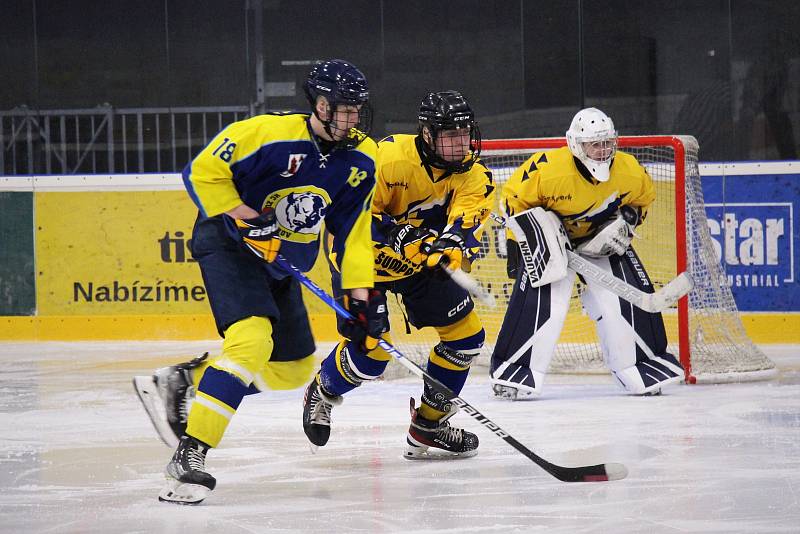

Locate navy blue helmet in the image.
[305,59,372,148]
[417,90,481,173]
[305,59,369,107]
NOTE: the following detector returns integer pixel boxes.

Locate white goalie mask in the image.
[565,107,618,182]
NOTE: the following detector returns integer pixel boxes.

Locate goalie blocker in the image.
[491,207,685,399]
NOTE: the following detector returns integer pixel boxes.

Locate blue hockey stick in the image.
[274,254,627,483]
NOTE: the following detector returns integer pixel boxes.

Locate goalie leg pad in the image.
[580,253,684,393]
[506,207,571,288]
[652,353,684,376]
[490,269,574,399]
[613,357,683,395]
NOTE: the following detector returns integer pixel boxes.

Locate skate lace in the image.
[186,445,206,472]
[310,393,334,425]
[436,422,463,445]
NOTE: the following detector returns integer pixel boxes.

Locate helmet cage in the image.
[417,91,481,173]
[304,59,373,149]
[565,107,618,182]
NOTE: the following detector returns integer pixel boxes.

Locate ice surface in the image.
[1,341,799,533]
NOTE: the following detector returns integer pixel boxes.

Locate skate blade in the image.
[132,376,179,448]
[158,479,210,505]
[308,443,319,454]
[403,447,479,461]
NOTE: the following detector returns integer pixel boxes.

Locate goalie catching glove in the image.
[386,223,435,266]
[341,289,390,351]
[576,205,639,257]
[235,209,281,262]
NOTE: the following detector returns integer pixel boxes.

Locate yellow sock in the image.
[186,390,237,448]
[418,403,447,421]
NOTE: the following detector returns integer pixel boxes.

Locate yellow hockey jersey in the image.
[501,146,655,242]
[184,112,376,289]
[371,134,495,281]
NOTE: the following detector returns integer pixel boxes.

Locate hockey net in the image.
[383,135,775,384]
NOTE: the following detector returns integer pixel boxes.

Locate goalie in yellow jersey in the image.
[491,107,684,400]
[302,90,495,459]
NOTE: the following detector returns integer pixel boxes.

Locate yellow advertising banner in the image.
[36,191,206,315]
[23,187,682,347]
[9,186,794,344]
[34,190,336,317]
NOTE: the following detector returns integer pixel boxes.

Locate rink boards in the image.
[0,171,797,343]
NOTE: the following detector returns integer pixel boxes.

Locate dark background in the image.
[2,0,799,168]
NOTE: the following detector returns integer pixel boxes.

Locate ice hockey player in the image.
[490,107,684,400]
[132,59,386,504]
[302,90,495,459]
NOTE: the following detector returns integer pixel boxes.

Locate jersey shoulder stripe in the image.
[223,113,312,166]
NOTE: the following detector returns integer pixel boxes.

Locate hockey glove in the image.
[424,231,466,271]
[342,289,390,351]
[235,209,281,262]
[386,223,435,266]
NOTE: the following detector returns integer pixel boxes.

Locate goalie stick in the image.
[490,213,693,313]
[565,250,693,313]
[275,254,627,483]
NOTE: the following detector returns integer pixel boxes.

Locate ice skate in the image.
[133,352,209,447]
[158,435,216,505]
[302,378,342,451]
[404,398,479,460]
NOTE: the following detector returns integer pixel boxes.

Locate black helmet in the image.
[304,59,372,149]
[417,90,481,173]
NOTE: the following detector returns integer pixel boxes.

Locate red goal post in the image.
[383,135,776,384]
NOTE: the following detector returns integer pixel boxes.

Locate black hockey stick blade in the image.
[437,381,629,483]
[504,432,628,482]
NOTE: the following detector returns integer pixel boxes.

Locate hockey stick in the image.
[275,254,627,483]
[490,213,693,313]
[417,240,495,307]
[442,266,495,307]
[565,250,693,313]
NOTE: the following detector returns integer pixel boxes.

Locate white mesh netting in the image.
[381,136,775,383]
